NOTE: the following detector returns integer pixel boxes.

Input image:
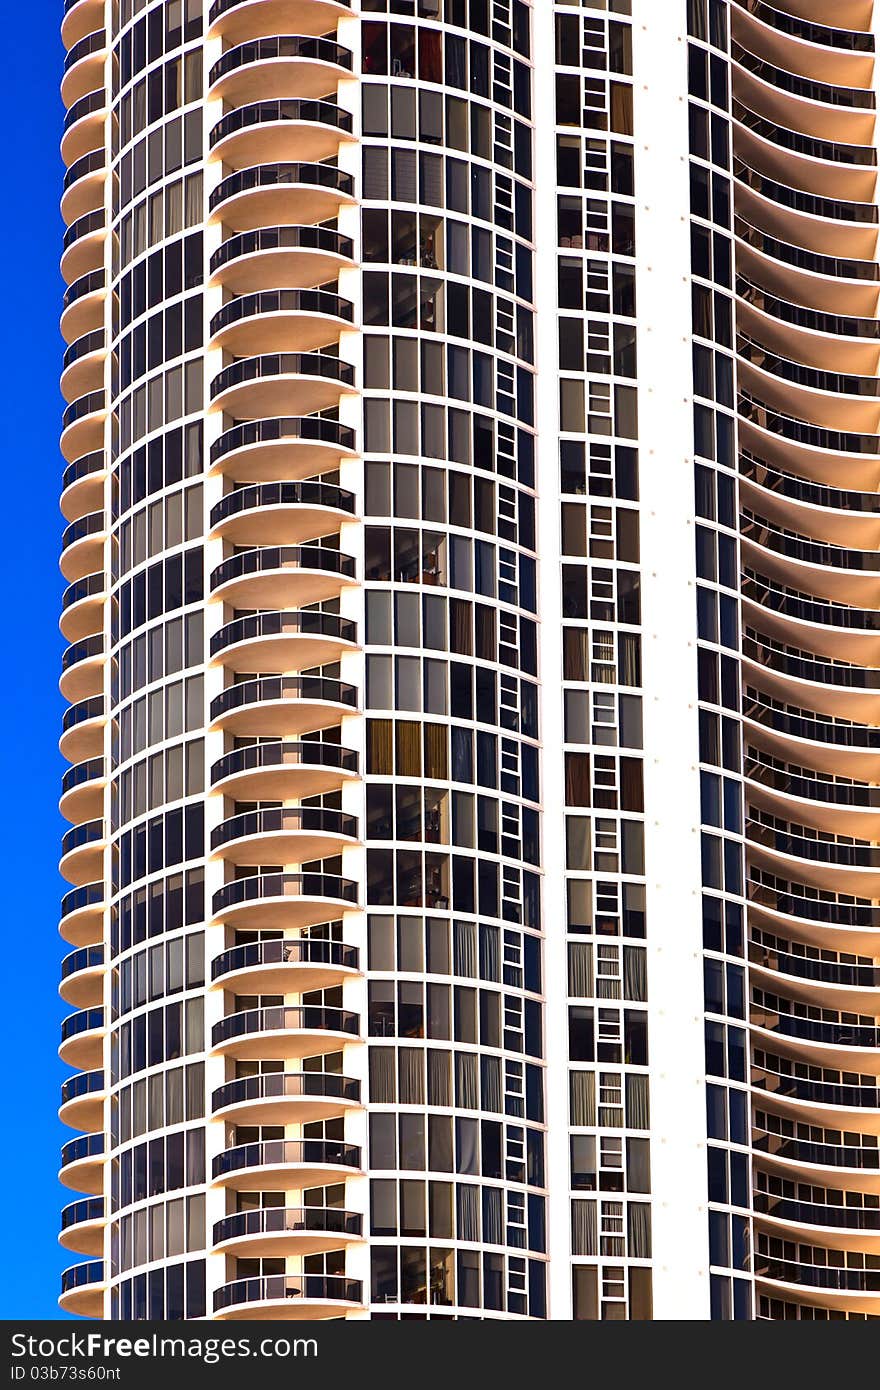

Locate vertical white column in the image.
[99,0,114,1318]
[199,20,228,1317]
[531,0,572,1323]
[334,8,370,1318]
[631,0,711,1320]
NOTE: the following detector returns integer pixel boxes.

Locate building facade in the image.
[56,0,880,1321]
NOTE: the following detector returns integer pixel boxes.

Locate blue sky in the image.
[0,3,71,1317]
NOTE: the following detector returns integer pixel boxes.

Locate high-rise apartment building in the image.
[55,0,880,1321]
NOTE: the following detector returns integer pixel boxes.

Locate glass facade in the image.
[57,0,880,1321]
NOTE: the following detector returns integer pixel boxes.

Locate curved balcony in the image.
[61,0,105,49]
[738,336,880,435]
[209,163,354,232]
[728,1,873,63]
[210,610,357,674]
[211,935,359,995]
[210,480,355,550]
[738,276,880,372]
[60,756,104,825]
[212,1137,362,1192]
[211,98,354,169]
[211,739,357,800]
[751,996,880,1071]
[210,225,354,293]
[59,1260,104,1319]
[60,147,105,226]
[742,454,880,517]
[748,873,880,958]
[730,1,874,83]
[59,1197,104,1257]
[209,288,354,357]
[211,805,358,867]
[748,936,880,1014]
[212,1004,360,1063]
[739,463,880,552]
[739,399,880,495]
[750,1000,878,1050]
[742,633,880,724]
[736,213,879,286]
[60,209,105,285]
[61,268,105,343]
[754,1127,880,1188]
[211,351,355,419]
[210,416,356,482]
[212,1071,360,1126]
[742,581,880,668]
[59,1068,104,1133]
[61,329,105,404]
[59,1133,103,1195]
[732,46,875,146]
[60,390,106,467]
[212,1204,361,1259]
[746,746,880,813]
[60,571,104,645]
[59,634,104,704]
[733,101,875,211]
[210,674,356,740]
[747,815,880,897]
[61,449,106,524]
[59,943,104,1009]
[59,1007,104,1071]
[210,545,356,610]
[211,870,358,929]
[60,509,105,584]
[61,30,107,108]
[735,215,879,320]
[61,92,105,174]
[753,1054,880,1131]
[59,695,105,765]
[740,513,880,607]
[208,35,352,104]
[59,881,103,949]
[59,817,104,888]
[207,0,352,44]
[213,1273,362,1321]
[734,161,877,267]
[755,1258,880,1313]
[755,1193,880,1255]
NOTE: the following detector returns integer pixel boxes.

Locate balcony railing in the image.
[211,739,358,788]
[212,1004,360,1048]
[60,944,104,983]
[209,288,354,338]
[738,1,874,54]
[210,98,353,148]
[212,871,358,917]
[210,224,353,276]
[211,352,355,402]
[213,1205,361,1247]
[212,935,359,981]
[209,162,354,214]
[209,36,352,87]
[210,609,357,658]
[212,1070,360,1112]
[213,1274,362,1313]
[61,1261,103,1294]
[212,1137,361,1180]
[60,1133,103,1169]
[210,673,357,722]
[60,1069,104,1108]
[60,1197,104,1233]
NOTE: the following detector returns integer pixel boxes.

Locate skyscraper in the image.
[56,0,880,1321]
